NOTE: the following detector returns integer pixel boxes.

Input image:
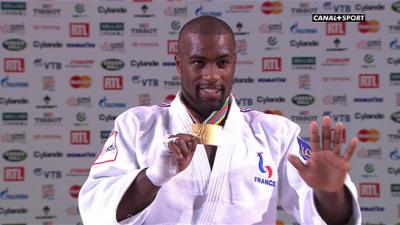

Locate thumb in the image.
[288,154,307,173]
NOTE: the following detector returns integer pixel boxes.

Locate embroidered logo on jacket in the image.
[240,107,253,112]
[254,152,276,187]
[297,137,311,160]
[94,131,118,164]
[257,152,273,178]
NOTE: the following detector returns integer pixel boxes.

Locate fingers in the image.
[321,116,331,150]
[288,154,307,174]
[166,134,199,160]
[343,137,358,162]
[309,120,321,152]
[332,122,343,155]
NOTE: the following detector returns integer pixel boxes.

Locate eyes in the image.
[190,58,231,69]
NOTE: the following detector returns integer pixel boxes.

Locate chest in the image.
[204,145,217,169]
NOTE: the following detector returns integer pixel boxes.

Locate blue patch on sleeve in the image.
[297,137,311,160]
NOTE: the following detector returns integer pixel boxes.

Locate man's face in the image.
[175,33,236,119]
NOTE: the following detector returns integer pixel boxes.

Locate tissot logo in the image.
[70,130,90,145]
[326,22,346,35]
[359,183,380,198]
[359,74,379,88]
[103,76,123,90]
[69,23,90,37]
[262,57,281,72]
[167,40,178,54]
[4,167,24,182]
[4,58,24,73]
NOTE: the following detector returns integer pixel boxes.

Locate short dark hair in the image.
[177,16,235,54]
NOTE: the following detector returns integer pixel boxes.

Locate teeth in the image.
[202,88,218,93]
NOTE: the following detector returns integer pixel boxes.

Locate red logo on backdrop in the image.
[262,57,282,72]
[4,58,24,73]
[69,185,81,198]
[358,20,380,33]
[4,167,24,182]
[70,130,90,145]
[69,23,90,37]
[326,22,346,35]
[357,129,379,142]
[359,74,379,88]
[165,94,176,103]
[261,1,283,15]
[263,109,283,116]
[103,76,123,90]
[359,183,380,197]
[167,40,178,54]
[330,128,346,143]
[69,75,92,88]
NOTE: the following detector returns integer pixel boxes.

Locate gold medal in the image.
[192,124,222,146]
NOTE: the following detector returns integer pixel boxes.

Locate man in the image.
[79,16,361,225]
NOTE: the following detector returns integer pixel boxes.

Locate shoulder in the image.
[115,103,171,127]
[240,108,300,135]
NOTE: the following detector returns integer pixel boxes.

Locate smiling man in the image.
[79,16,361,225]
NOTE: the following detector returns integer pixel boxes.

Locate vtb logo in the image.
[357,129,379,142]
[257,152,273,178]
[358,20,380,33]
[326,22,346,35]
[262,57,282,72]
[4,58,24,73]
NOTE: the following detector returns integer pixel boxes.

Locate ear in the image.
[174,53,181,76]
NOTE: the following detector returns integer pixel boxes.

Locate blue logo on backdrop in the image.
[98,96,126,108]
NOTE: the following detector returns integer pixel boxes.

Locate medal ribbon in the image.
[203,97,230,125]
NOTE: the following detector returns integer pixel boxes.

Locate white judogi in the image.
[78,92,361,225]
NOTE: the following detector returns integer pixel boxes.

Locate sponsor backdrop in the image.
[1,1,399,224]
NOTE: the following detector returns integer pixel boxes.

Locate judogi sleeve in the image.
[78,110,152,225]
[277,121,361,225]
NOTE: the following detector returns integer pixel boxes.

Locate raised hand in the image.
[146,133,198,186]
[288,116,357,192]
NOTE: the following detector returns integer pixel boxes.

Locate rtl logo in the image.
[4,58,25,73]
[4,167,24,182]
[70,130,90,145]
[167,40,178,54]
[359,74,379,88]
[70,23,90,37]
[326,22,346,35]
[359,183,380,197]
[331,127,346,143]
[262,57,282,72]
[103,76,123,90]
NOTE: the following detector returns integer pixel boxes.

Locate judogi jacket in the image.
[79,92,361,225]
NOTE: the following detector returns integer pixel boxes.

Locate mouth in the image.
[199,85,223,100]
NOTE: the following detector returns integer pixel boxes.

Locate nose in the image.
[202,63,220,82]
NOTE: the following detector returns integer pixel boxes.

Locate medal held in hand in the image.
[192,123,223,146]
[191,97,229,146]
